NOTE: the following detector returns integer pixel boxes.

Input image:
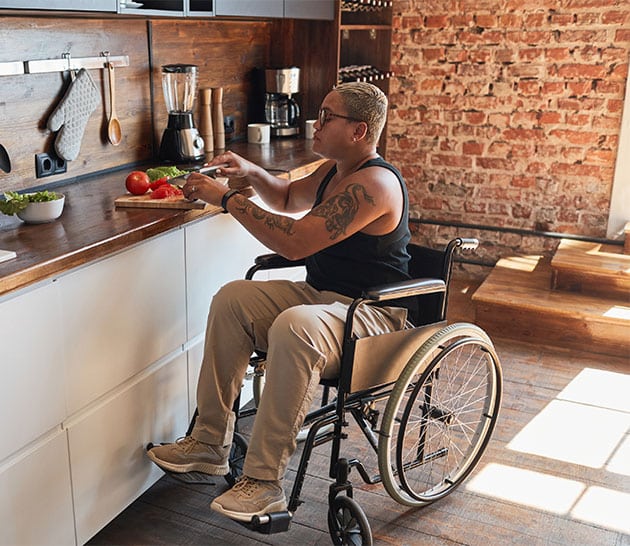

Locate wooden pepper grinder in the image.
[212,87,225,150]
[199,88,214,154]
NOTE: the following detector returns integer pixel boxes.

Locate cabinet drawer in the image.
[0,281,66,462]
[0,430,74,546]
[68,353,188,545]
[60,229,187,414]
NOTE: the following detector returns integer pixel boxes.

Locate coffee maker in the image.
[159,64,205,163]
[264,68,300,137]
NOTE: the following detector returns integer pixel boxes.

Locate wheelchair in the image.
[154,237,502,545]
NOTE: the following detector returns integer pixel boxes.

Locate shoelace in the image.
[232,476,260,497]
[175,436,198,453]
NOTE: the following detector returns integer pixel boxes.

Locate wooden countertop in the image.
[0,139,323,298]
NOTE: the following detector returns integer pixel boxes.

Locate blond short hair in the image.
[334,82,388,145]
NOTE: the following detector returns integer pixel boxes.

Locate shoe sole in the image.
[210,498,287,522]
[147,449,229,476]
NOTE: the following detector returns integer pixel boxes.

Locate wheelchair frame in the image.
[168,238,503,545]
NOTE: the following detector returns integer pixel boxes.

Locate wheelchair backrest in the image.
[407,243,452,325]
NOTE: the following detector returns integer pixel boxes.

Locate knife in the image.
[169,164,228,184]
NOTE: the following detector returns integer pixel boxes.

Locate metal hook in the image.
[62,52,76,81]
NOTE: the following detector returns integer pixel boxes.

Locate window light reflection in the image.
[602,305,630,320]
[571,486,630,534]
[507,399,629,468]
[466,463,585,513]
[558,368,630,413]
[495,255,542,272]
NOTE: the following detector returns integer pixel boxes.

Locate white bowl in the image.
[17,194,65,224]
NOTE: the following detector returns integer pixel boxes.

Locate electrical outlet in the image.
[224,115,235,137]
[35,152,67,178]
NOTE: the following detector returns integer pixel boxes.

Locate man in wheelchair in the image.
[147,82,418,523]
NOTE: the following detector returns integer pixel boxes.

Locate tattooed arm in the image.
[219,165,403,260]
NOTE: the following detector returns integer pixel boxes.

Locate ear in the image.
[353,121,368,142]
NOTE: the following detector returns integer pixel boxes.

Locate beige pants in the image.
[191,279,407,481]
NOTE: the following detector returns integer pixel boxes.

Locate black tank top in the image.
[305,157,414,317]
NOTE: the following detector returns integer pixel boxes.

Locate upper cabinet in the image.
[284,0,334,20]
[0,0,116,10]
[215,0,283,17]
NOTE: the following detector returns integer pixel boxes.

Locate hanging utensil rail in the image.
[25,52,129,75]
[0,61,25,76]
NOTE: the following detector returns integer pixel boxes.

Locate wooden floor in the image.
[88,279,630,546]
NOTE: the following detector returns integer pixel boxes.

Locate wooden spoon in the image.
[107,62,122,146]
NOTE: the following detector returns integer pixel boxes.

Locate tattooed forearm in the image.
[234,199,296,235]
[311,183,375,240]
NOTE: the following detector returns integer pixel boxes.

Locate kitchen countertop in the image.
[0,139,324,298]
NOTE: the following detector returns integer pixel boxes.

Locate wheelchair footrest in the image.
[246,511,292,534]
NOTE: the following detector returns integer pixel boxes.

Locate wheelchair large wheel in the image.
[327,495,372,546]
[378,323,502,507]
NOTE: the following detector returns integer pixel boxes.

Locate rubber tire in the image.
[327,495,372,546]
[378,322,502,507]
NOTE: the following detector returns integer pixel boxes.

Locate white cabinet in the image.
[0,212,267,544]
[67,353,188,545]
[185,213,268,338]
[0,430,75,546]
[0,280,66,463]
[60,228,187,415]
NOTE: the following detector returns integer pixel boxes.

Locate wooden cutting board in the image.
[115,193,207,210]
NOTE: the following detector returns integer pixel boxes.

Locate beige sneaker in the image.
[147,436,229,475]
[210,476,287,522]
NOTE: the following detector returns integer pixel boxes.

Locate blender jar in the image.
[162,64,198,113]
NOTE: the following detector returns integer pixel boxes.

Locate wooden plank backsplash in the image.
[0,14,274,194]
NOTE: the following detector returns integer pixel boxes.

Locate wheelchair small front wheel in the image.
[327,495,372,546]
[378,323,502,507]
[224,432,248,486]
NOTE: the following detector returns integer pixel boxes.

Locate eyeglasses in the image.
[318,108,362,128]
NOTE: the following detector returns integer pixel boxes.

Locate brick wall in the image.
[388,0,629,264]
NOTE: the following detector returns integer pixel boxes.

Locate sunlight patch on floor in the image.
[466,463,585,513]
[506,399,629,468]
[571,486,630,534]
[466,367,630,535]
[557,368,630,413]
[606,434,630,476]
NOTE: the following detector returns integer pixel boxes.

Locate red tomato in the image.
[125,171,150,195]
[149,176,170,191]
[151,184,183,199]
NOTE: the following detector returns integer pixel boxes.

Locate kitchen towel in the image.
[47,68,101,161]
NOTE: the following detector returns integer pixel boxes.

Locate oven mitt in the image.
[47,68,101,161]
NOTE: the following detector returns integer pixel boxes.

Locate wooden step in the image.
[551,239,630,299]
[472,255,630,358]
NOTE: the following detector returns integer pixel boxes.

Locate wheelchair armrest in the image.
[362,278,446,303]
[246,253,306,280]
[254,253,306,269]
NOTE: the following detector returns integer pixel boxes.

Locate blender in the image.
[159,64,205,163]
[264,67,301,137]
